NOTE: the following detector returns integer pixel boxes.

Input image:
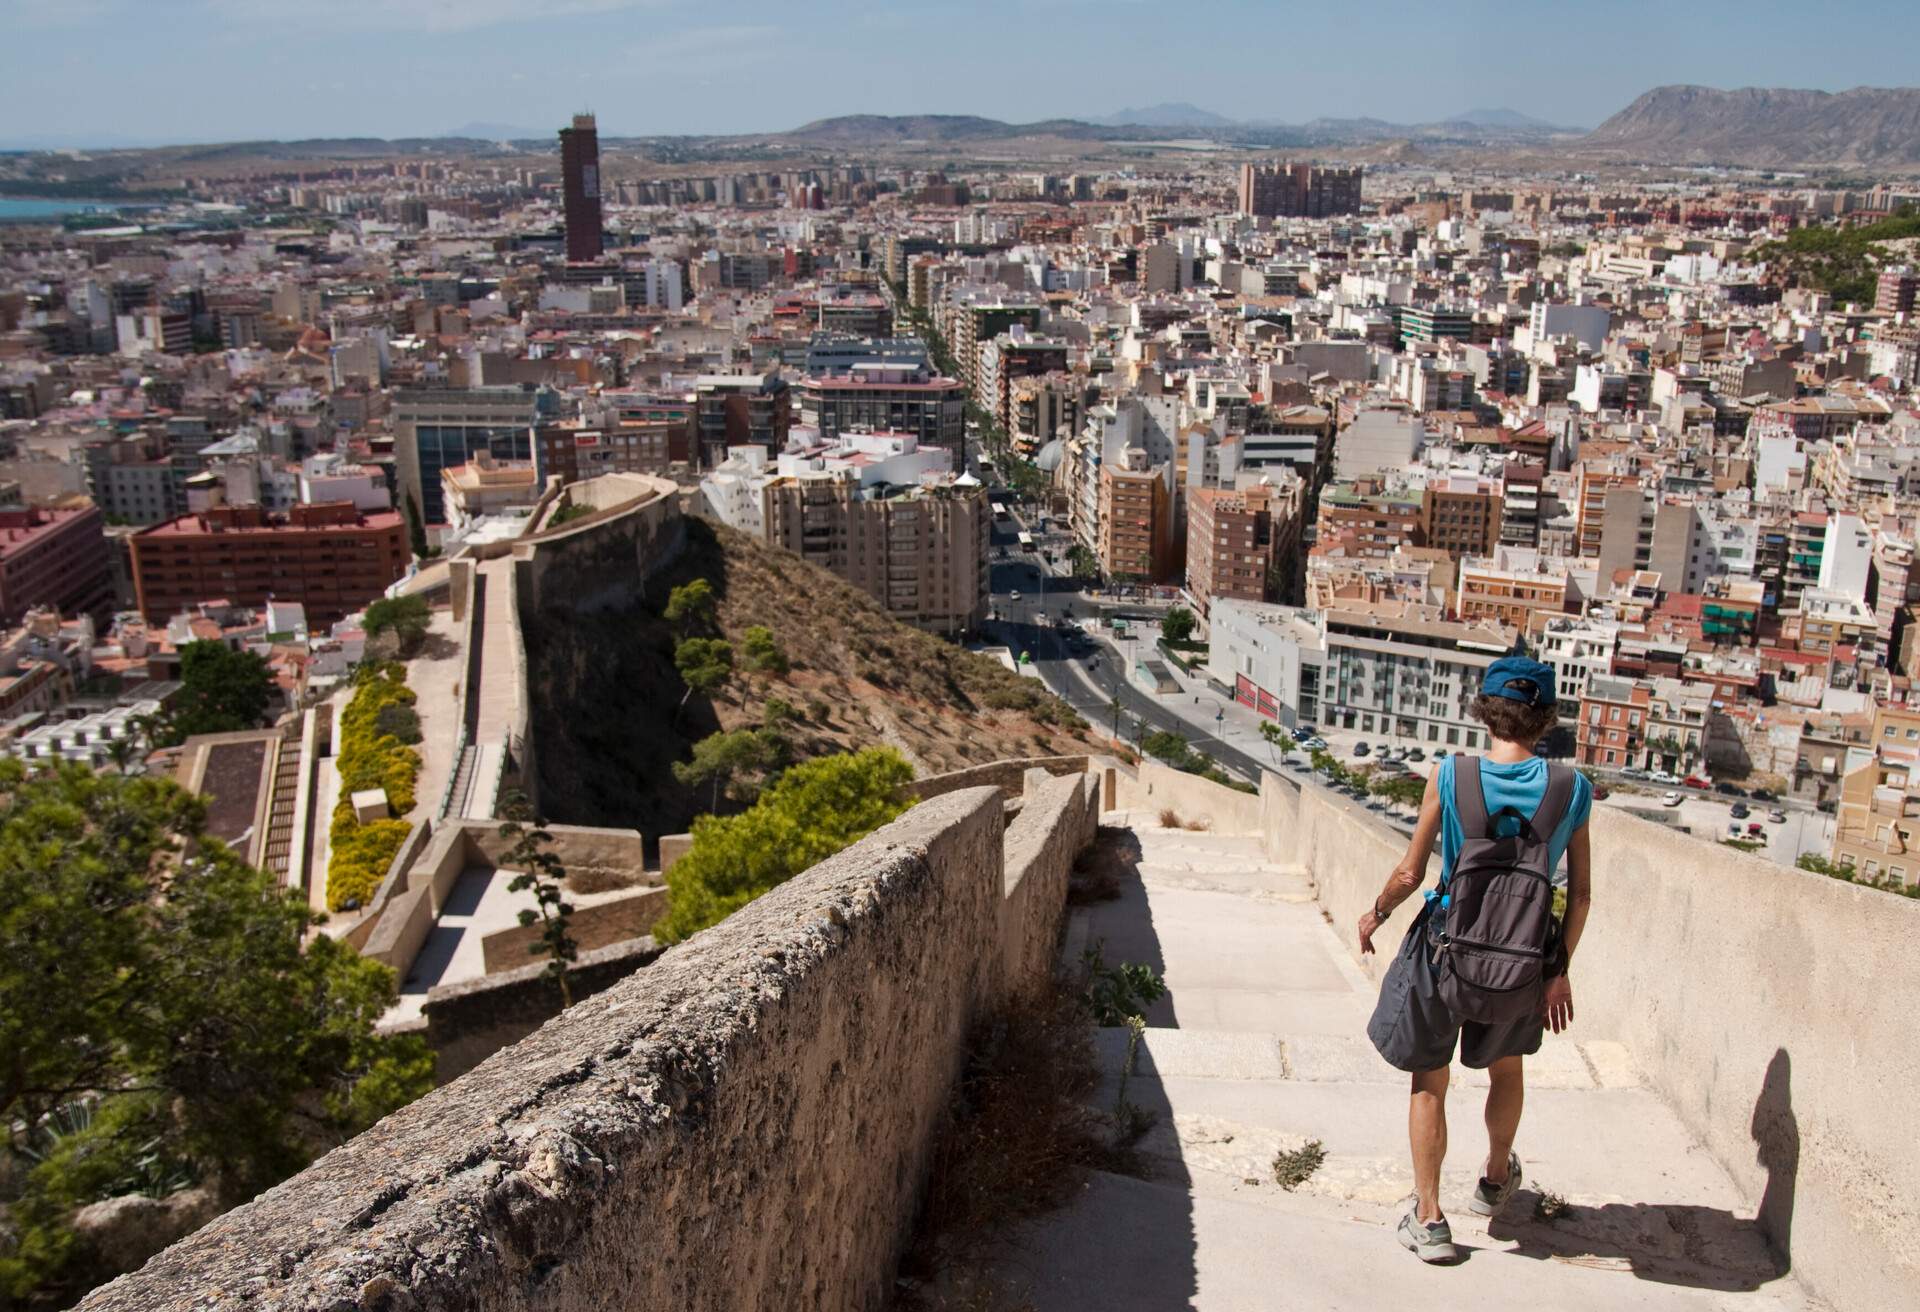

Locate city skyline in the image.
[3,0,1919,147]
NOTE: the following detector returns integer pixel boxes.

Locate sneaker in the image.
[1397,1199,1460,1264]
[1469,1151,1523,1217]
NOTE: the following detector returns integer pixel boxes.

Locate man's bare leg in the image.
[1410,1065,1450,1222]
[1484,1055,1524,1183]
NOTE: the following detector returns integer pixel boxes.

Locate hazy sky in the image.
[3,0,1917,146]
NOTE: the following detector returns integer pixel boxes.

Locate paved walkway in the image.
[471,557,522,751]
[996,814,1815,1311]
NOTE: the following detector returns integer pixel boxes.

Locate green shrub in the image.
[655,747,914,944]
[741,624,790,675]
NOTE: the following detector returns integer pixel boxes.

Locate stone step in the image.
[1133,861,1317,902]
[998,1170,1811,1311]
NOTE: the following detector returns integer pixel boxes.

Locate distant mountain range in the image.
[776,107,1573,149]
[1091,102,1568,133]
[13,86,1920,172]
[1093,103,1241,129]
[1585,85,1920,167]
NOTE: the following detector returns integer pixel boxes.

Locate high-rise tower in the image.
[560,113,603,262]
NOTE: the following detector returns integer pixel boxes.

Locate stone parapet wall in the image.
[425,936,668,1084]
[479,885,668,976]
[905,755,1091,802]
[999,771,1098,990]
[1117,759,1264,834]
[1259,767,1918,1312]
[80,784,1094,1311]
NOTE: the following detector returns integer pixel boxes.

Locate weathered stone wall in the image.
[1259,767,1920,1312]
[905,755,1091,801]
[1117,758,1264,834]
[425,936,668,1084]
[512,474,683,617]
[479,885,668,975]
[999,771,1098,991]
[80,787,1040,1312]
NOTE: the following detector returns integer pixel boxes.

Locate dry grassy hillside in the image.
[523,518,1089,835]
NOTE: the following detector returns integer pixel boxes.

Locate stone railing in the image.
[80,771,1101,1311]
[1255,767,1917,1312]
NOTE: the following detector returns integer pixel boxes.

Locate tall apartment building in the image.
[1455,547,1571,630]
[1420,475,1498,558]
[1574,675,1650,769]
[976,330,1070,432]
[533,418,677,486]
[760,474,988,636]
[129,503,407,627]
[559,114,603,263]
[939,299,1043,388]
[1236,161,1362,218]
[1186,477,1304,617]
[1010,373,1088,457]
[392,387,544,525]
[1876,266,1918,316]
[1097,447,1175,583]
[797,365,965,466]
[1316,481,1424,559]
[692,375,792,468]
[0,506,113,625]
[1208,598,1514,747]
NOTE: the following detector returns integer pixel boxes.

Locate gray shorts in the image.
[1367,904,1543,1072]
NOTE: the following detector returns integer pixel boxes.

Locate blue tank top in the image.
[1437,755,1591,887]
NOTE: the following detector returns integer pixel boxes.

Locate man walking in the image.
[1356,654,1594,1263]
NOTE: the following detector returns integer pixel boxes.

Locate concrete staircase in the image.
[1002,812,1818,1311]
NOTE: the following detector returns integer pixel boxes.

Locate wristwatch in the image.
[1373,897,1390,922]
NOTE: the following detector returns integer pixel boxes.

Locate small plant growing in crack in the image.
[1534,1190,1572,1222]
[1081,943,1167,1027]
[1271,1139,1326,1191]
[1111,1015,1157,1146]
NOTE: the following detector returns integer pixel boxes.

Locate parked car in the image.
[1749,789,1777,803]
[1682,776,1713,790]
[1816,799,1836,814]
[1727,822,1744,838]
[1730,802,1750,819]
[1769,809,1788,823]
[1374,759,1410,775]
[1407,748,1426,762]
[1619,766,1650,780]
[1008,590,1021,602]
[1662,791,1684,807]
[1648,769,1679,785]
[1353,742,1371,757]
[1747,822,1766,838]
[1714,782,1745,797]
[1432,748,1449,758]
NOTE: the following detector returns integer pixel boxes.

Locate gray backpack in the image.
[1435,757,1574,1024]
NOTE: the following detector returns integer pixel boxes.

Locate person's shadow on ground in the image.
[1487,1048,1797,1292]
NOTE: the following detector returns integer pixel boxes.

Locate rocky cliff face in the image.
[1583,84,1920,167]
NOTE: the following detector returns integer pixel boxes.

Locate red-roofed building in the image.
[0,505,112,625]
[128,502,407,627]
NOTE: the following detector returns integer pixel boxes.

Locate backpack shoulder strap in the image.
[1453,755,1490,838]
[1526,764,1578,840]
